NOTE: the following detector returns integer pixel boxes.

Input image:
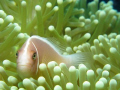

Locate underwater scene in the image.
[0,0,120,90]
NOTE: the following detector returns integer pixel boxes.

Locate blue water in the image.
[87,0,120,11]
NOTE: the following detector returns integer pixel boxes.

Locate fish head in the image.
[16,40,39,79]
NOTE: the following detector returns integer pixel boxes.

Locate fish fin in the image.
[31,35,67,54]
[46,37,67,54]
[64,52,94,69]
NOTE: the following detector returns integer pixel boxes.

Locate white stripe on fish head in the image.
[17,38,31,65]
[17,38,39,78]
[31,41,39,75]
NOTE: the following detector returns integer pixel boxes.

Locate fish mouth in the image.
[17,64,26,66]
[17,64,31,71]
[17,64,32,79]
[17,61,31,65]
[17,62,32,67]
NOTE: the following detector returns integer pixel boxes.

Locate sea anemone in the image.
[0,0,120,89]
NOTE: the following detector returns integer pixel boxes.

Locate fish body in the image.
[17,35,93,79]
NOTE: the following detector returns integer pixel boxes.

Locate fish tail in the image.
[64,52,95,69]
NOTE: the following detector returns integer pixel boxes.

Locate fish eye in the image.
[16,52,18,58]
[32,52,37,60]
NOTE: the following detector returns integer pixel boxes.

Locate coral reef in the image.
[0,0,120,89]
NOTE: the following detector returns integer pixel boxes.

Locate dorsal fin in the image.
[31,36,68,54]
[45,37,68,54]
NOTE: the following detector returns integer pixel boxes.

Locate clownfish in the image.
[16,35,94,79]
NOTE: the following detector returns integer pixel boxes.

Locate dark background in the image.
[87,0,120,11]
